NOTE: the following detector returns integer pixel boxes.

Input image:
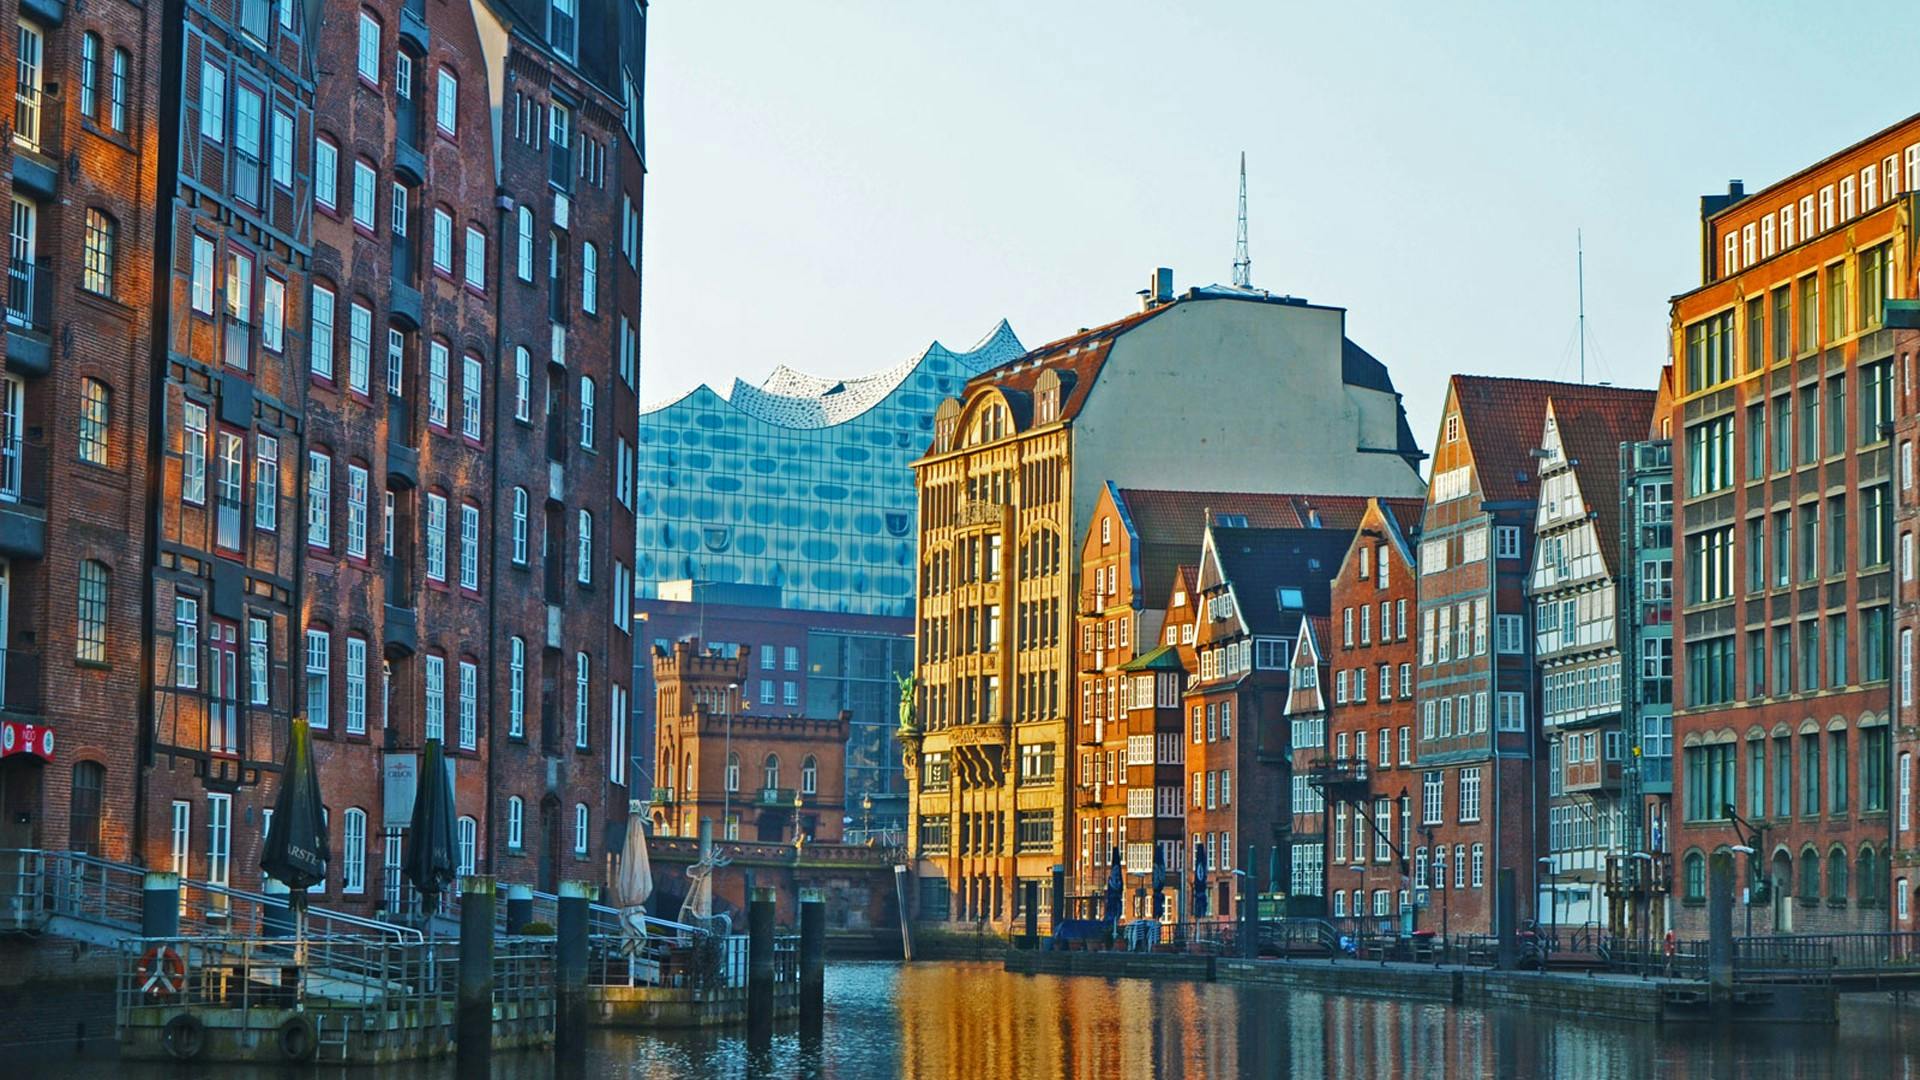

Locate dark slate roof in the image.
[1121,489,1393,612]
[1341,338,1395,394]
[1209,526,1355,635]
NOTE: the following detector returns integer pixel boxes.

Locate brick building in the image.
[650,638,849,845]
[139,0,321,903]
[0,0,162,864]
[1283,618,1330,911]
[1527,390,1654,932]
[903,277,1426,928]
[1414,376,1650,934]
[632,581,913,842]
[1897,297,1920,927]
[1314,498,1422,931]
[1670,115,1916,935]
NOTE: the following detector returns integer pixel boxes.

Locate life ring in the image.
[139,944,187,999]
[1663,930,1676,957]
[161,1013,206,1062]
[277,1014,319,1063]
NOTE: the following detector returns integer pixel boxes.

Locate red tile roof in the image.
[1548,390,1657,571]
[1447,376,1656,505]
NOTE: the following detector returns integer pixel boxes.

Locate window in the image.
[345,463,368,559]
[309,284,335,378]
[109,46,128,132]
[576,510,593,584]
[315,138,338,210]
[508,637,526,738]
[461,355,482,440]
[516,207,534,281]
[82,210,115,296]
[1494,526,1521,559]
[511,488,528,564]
[76,561,109,662]
[352,160,377,231]
[726,753,740,792]
[270,108,294,188]
[80,33,99,118]
[459,502,479,590]
[347,303,372,394]
[513,347,531,421]
[458,817,476,877]
[182,403,208,505]
[341,809,366,894]
[306,451,330,547]
[435,68,458,134]
[423,654,444,742]
[432,209,452,272]
[262,276,285,352]
[189,234,217,314]
[428,341,449,428]
[581,243,598,314]
[1459,768,1482,822]
[1496,692,1525,732]
[550,0,578,58]
[248,616,269,706]
[424,492,447,581]
[232,84,263,203]
[508,797,524,849]
[304,628,330,726]
[356,12,380,83]
[459,660,477,749]
[345,636,367,734]
[200,62,226,141]
[573,804,588,856]
[254,434,278,530]
[579,377,596,448]
[463,227,485,291]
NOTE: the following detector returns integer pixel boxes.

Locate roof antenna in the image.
[1232,152,1252,289]
[1577,228,1587,384]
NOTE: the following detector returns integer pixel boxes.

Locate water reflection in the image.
[53,961,1920,1078]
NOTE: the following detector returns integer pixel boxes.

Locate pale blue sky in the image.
[640,1,1915,451]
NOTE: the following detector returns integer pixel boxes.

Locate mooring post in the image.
[505,883,533,934]
[799,892,826,1034]
[457,875,496,1072]
[1242,844,1257,959]
[1024,881,1040,950]
[141,871,180,940]
[1050,864,1066,930]
[893,864,915,961]
[1708,852,1734,998]
[1494,868,1517,971]
[555,881,592,1065]
[747,886,777,1046]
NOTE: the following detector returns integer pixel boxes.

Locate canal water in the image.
[64,960,1920,1077]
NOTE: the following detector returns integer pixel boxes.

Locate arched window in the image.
[79,34,100,117]
[511,487,529,564]
[763,754,780,793]
[725,752,739,793]
[69,762,105,856]
[683,753,692,799]
[342,808,367,894]
[1858,847,1880,907]
[576,510,593,584]
[572,803,588,855]
[573,651,590,748]
[801,755,817,795]
[76,560,109,662]
[508,637,526,737]
[79,378,110,464]
[82,210,116,297]
[110,48,129,132]
[1799,849,1822,899]
[1829,846,1851,901]
[507,796,524,849]
[581,243,598,314]
[513,346,531,420]
[1682,851,1705,901]
[578,376,595,448]
[516,206,534,281]
[456,815,477,876]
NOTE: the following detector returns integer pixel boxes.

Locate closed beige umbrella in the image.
[610,801,653,956]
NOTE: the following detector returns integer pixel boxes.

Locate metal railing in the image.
[5,256,51,331]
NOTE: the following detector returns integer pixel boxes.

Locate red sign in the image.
[0,720,53,761]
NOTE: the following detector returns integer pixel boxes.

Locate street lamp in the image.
[721,682,738,843]
[1731,844,1756,938]
[793,789,806,852]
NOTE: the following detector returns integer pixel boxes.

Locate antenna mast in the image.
[1232,152,1252,289]
[1577,229,1586,384]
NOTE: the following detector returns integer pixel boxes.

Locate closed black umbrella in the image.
[1103,846,1123,925]
[261,715,329,890]
[404,739,458,914]
[1152,843,1166,919]
[1192,841,1209,919]
[261,716,328,976]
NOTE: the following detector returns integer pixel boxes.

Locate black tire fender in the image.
[277,1013,319,1063]
[162,1012,206,1062]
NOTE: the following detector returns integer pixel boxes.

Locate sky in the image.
[639,1,1917,457]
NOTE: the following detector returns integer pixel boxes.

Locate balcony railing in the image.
[756,787,796,807]
[0,646,42,714]
[1305,756,1371,789]
[11,85,60,158]
[0,436,47,507]
[649,787,675,806]
[5,257,52,332]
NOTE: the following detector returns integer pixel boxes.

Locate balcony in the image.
[386,400,419,489]
[382,603,416,658]
[5,258,52,375]
[389,277,423,329]
[756,787,796,808]
[1076,721,1105,747]
[0,437,48,559]
[10,87,61,199]
[650,787,675,806]
[1073,784,1103,810]
[398,0,430,55]
[1305,756,1371,793]
[0,647,41,715]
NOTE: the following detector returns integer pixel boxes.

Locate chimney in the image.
[1728,179,1745,199]
[1139,268,1175,311]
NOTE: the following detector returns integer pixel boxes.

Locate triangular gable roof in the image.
[1447,375,1660,506]
[1538,390,1657,572]
[1331,496,1425,586]
[1121,644,1187,674]
[1198,526,1351,636]
[1284,617,1330,717]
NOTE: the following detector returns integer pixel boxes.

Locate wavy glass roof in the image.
[636,321,1023,616]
